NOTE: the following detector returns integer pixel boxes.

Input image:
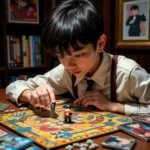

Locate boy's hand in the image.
[74,90,111,111]
[19,84,56,107]
[74,90,125,113]
[129,19,135,24]
[138,9,142,15]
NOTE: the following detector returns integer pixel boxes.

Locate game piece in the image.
[80,147,87,150]
[0,131,33,150]
[102,135,136,150]
[4,110,10,113]
[132,115,150,125]
[80,143,88,148]
[50,103,56,117]
[89,142,98,149]
[10,109,15,112]
[119,122,150,142]
[20,107,28,111]
[86,139,93,144]
[72,142,80,148]
[63,104,73,123]
[65,144,73,150]
[0,102,9,111]
[0,104,132,149]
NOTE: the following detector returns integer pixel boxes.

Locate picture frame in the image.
[115,0,150,49]
[7,0,39,24]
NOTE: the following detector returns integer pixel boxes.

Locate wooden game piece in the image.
[65,145,73,150]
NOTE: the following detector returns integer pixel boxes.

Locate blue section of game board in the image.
[16,127,32,133]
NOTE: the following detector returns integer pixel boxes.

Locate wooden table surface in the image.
[0,89,150,150]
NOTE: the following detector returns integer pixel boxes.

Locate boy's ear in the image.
[96,34,106,52]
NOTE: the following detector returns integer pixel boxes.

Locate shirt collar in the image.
[74,52,112,87]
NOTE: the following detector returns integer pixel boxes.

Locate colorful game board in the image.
[0,104,132,149]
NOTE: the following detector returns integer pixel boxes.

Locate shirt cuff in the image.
[125,104,138,115]
[9,86,31,106]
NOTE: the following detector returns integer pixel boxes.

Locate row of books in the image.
[7,35,42,68]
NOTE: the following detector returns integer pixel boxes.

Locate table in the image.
[0,89,150,150]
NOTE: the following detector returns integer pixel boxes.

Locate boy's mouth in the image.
[72,71,81,75]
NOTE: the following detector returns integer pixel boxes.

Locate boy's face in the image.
[56,42,101,77]
[132,9,138,16]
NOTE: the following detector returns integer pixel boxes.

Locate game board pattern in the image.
[0,105,132,149]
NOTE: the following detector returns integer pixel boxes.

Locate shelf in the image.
[8,65,46,71]
[6,23,43,35]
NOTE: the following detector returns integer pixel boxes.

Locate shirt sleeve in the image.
[5,64,70,105]
[125,66,150,115]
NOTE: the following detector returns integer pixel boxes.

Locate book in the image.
[0,129,33,150]
[119,122,150,142]
[0,102,9,111]
[101,135,136,150]
[132,115,150,126]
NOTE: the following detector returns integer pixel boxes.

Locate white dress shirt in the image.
[6,52,150,115]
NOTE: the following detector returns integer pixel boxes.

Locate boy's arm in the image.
[74,90,125,114]
[125,66,150,115]
[5,65,69,105]
[126,16,132,25]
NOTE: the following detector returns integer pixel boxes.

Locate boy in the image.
[126,4,146,36]
[6,0,150,115]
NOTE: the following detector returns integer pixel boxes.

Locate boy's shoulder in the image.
[117,55,139,72]
[51,64,72,76]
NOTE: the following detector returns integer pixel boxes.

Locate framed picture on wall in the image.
[115,0,150,49]
[7,0,39,24]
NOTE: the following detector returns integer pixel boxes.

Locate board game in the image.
[0,104,132,149]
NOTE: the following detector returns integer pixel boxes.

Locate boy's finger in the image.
[74,97,84,103]
[46,86,56,104]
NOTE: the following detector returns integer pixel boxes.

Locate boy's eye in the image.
[74,53,84,58]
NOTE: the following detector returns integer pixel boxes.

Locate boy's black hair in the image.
[41,0,104,57]
[131,5,139,10]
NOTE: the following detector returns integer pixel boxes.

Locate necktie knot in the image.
[85,79,94,91]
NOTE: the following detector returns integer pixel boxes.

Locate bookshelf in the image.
[0,0,54,88]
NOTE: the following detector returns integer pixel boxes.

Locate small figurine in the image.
[63,104,72,123]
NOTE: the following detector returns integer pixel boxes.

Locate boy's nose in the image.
[67,57,76,69]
